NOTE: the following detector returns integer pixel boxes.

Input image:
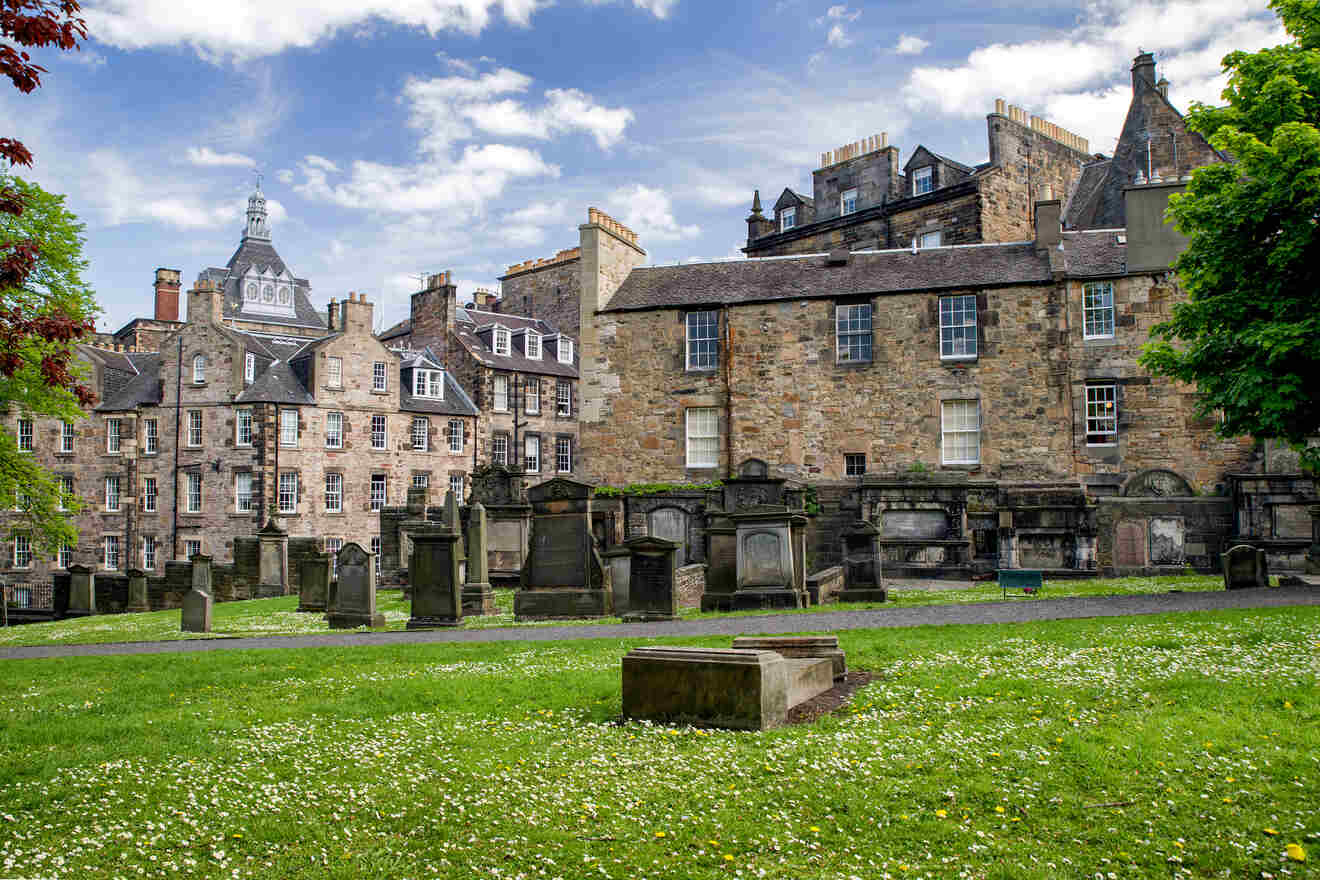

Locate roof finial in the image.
[749,189,763,219]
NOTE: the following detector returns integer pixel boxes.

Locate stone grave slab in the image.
[784,658,835,708]
[622,647,790,730]
[700,514,737,612]
[66,564,95,618]
[1221,544,1269,590]
[731,635,847,681]
[462,500,495,615]
[126,568,150,613]
[1149,517,1185,565]
[1114,520,1147,568]
[838,520,885,602]
[515,478,611,619]
[256,520,289,598]
[181,554,213,633]
[297,553,331,613]
[327,542,385,628]
[408,526,463,629]
[621,535,679,622]
[731,508,805,609]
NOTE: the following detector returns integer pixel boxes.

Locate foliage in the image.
[1140,0,1320,472]
[803,484,821,514]
[907,460,929,474]
[594,480,723,498]
[0,0,86,169]
[0,173,97,550]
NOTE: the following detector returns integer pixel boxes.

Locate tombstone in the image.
[407,525,463,628]
[296,553,331,613]
[126,568,150,613]
[444,490,467,585]
[181,554,213,633]
[647,507,688,565]
[470,464,533,588]
[407,485,429,516]
[327,542,386,628]
[515,477,611,619]
[837,520,886,602]
[462,500,495,614]
[701,513,738,611]
[622,536,680,622]
[1149,517,1185,565]
[603,546,631,612]
[732,635,847,681]
[730,507,805,609]
[1221,544,1269,590]
[1308,504,1320,576]
[66,563,96,618]
[256,520,289,598]
[1114,520,1148,568]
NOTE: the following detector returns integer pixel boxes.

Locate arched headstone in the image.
[1121,469,1194,497]
[647,507,688,565]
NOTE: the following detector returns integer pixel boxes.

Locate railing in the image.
[2,580,54,611]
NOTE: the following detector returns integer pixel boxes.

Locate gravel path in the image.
[2,586,1317,662]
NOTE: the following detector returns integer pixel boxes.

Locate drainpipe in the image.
[722,305,735,479]
[171,337,182,560]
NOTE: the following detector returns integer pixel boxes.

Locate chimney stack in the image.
[186,278,224,325]
[1034,197,1062,252]
[1132,50,1157,91]
[1156,76,1170,99]
[327,297,337,331]
[154,268,181,322]
[340,292,373,334]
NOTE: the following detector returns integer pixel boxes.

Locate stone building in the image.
[379,271,581,481]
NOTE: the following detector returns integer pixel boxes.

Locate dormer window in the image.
[780,206,796,232]
[244,352,255,383]
[558,338,574,364]
[525,331,541,360]
[840,188,858,215]
[494,327,510,356]
[192,354,206,384]
[913,166,933,195]
[413,368,445,399]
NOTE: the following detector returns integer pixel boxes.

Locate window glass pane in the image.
[836,304,872,362]
[941,400,980,464]
[939,294,978,358]
[1083,282,1115,338]
[686,407,719,467]
[686,311,719,370]
[1086,384,1118,444]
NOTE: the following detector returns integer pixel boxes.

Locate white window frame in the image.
[525,331,541,360]
[57,541,73,570]
[1083,281,1116,339]
[280,409,298,448]
[493,327,510,357]
[141,537,155,571]
[192,354,206,384]
[185,472,202,513]
[106,418,122,454]
[840,187,858,215]
[686,310,719,371]
[524,378,540,415]
[143,419,157,455]
[556,380,572,417]
[447,419,463,454]
[912,166,934,195]
[1086,384,1118,446]
[845,453,866,477]
[939,294,978,360]
[557,339,574,365]
[371,536,381,578]
[493,374,509,412]
[104,475,121,512]
[325,411,343,449]
[236,408,253,447]
[17,418,32,452]
[235,472,253,513]
[685,407,719,468]
[142,476,157,513]
[184,539,201,560]
[187,410,203,448]
[278,472,298,514]
[324,472,343,513]
[57,474,73,511]
[780,205,796,232]
[371,415,387,450]
[326,537,343,576]
[244,352,255,384]
[103,535,120,570]
[556,436,572,473]
[449,473,465,500]
[413,368,444,399]
[369,474,386,511]
[13,533,32,568]
[919,230,943,249]
[940,399,981,465]
[492,433,508,466]
[412,416,430,452]
[836,303,873,364]
[412,473,430,489]
[524,434,540,473]
[372,361,387,392]
[327,356,342,388]
[60,420,74,453]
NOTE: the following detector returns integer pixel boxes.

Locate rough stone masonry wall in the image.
[499,256,582,339]
[811,147,898,222]
[748,216,890,257]
[887,191,983,249]
[983,112,1092,242]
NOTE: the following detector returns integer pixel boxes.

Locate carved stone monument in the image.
[837,520,886,602]
[181,554,213,633]
[297,552,331,613]
[730,506,805,609]
[256,520,289,598]
[1221,544,1269,590]
[327,542,385,628]
[470,464,533,588]
[462,500,495,614]
[621,535,680,622]
[408,525,463,629]
[515,477,611,619]
[66,563,96,618]
[126,568,150,613]
[701,512,738,611]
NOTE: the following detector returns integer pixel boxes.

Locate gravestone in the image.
[837,520,886,602]
[603,546,631,612]
[1114,520,1147,568]
[66,563,96,618]
[731,507,805,609]
[701,513,738,611]
[408,525,463,628]
[462,500,495,614]
[256,520,289,598]
[443,490,467,586]
[1149,517,1185,565]
[515,477,611,619]
[397,485,431,579]
[648,507,688,565]
[296,552,331,613]
[126,568,150,613]
[327,542,385,628]
[1221,544,1269,589]
[622,535,679,621]
[470,464,532,587]
[1309,504,1320,575]
[881,509,949,539]
[181,554,213,633]
[731,635,847,681]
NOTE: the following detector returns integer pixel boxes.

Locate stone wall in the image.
[499,252,582,339]
[806,565,844,604]
[1095,496,1233,576]
[811,146,900,223]
[887,189,982,248]
[983,110,1091,241]
[675,562,706,608]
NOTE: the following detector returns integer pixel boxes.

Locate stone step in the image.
[785,657,834,708]
[732,635,847,680]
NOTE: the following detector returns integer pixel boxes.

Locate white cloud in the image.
[586,0,678,18]
[818,5,859,48]
[604,184,699,243]
[827,24,851,48]
[893,34,930,55]
[85,0,548,60]
[276,168,295,184]
[185,146,257,168]
[825,4,860,20]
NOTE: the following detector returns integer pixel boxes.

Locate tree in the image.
[1140,0,1320,472]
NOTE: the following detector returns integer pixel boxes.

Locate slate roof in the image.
[93,352,163,411]
[1060,230,1128,277]
[234,359,316,405]
[401,370,480,417]
[203,236,327,331]
[602,243,1058,312]
[453,308,579,377]
[1061,160,1112,230]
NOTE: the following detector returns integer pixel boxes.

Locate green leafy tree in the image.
[0,173,97,550]
[1141,0,1320,472]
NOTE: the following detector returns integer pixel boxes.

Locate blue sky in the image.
[5,0,1285,335]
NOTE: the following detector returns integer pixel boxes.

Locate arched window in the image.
[192,354,206,384]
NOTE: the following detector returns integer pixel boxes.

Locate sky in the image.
[4,0,1287,335]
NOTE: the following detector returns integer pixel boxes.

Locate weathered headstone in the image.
[126,568,150,613]
[296,552,331,613]
[603,546,631,612]
[701,513,737,611]
[256,520,289,598]
[1221,544,1269,590]
[515,477,611,618]
[1308,504,1320,575]
[444,490,467,585]
[621,535,679,621]
[181,554,213,633]
[837,520,886,602]
[731,507,805,609]
[470,464,532,587]
[66,563,96,618]
[327,542,385,628]
[1114,520,1147,568]
[408,525,463,629]
[462,500,495,614]
[1149,517,1185,565]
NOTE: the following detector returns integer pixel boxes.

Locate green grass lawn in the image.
[0,574,1252,648]
[0,607,1316,878]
